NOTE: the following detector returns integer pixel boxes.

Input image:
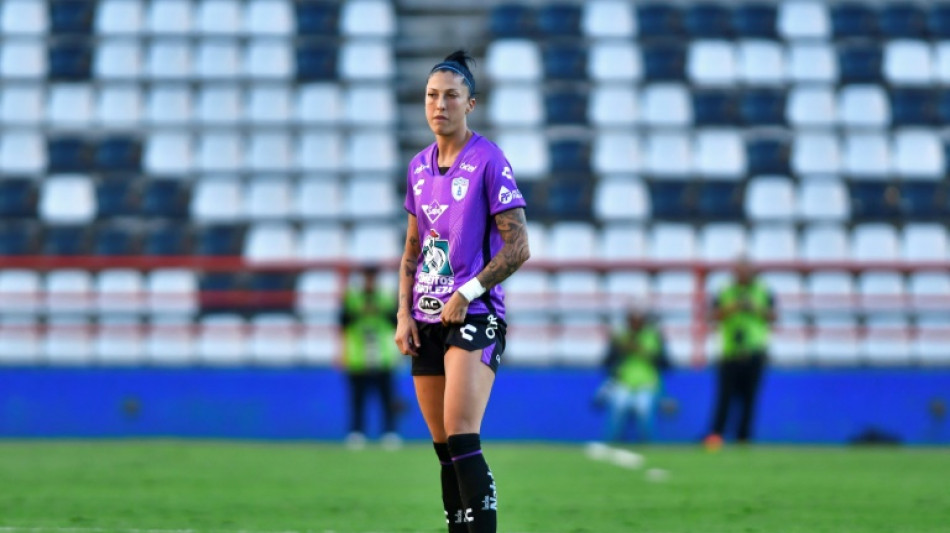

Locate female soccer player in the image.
[394,50,530,533]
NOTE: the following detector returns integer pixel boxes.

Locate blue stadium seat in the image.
[196,225,245,256]
[96,136,142,173]
[545,90,587,126]
[698,181,743,221]
[142,180,189,219]
[693,90,739,126]
[935,90,950,124]
[537,3,581,38]
[733,3,778,39]
[850,182,902,221]
[0,179,37,218]
[48,42,92,81]
[199,272,245,314]
[49,0,95,35]
[143,223,190,256]
[746,137,790,175]
[295,44,337,81]
[47,137,93,173]
[838,44,883,84]
[516,181,547,221]
[880,3,927,38]
[891,89,938,126]
[902,181,945,220]
[649,181,695,220]
[684,3,732,38]
[637,4,684,40]
[248,272,297,313]
[295,1,339,36]
[543,44,586,80]
[832,3,879,39]
[741,89,787,127]
[0,222,38,255]
[642,43,686,81]
[489,3,535,38]
[929,4,950,38]
[545,178,592,221]
[548,140,590,174]
[43,225,90,255]
[94,224,136,256]
[96,179,137,218]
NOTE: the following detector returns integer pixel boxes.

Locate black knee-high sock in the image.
[447,433,497,533]
[434,442,468,533]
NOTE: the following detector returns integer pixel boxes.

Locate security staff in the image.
[341,267,401,449]
[705,258,775,449]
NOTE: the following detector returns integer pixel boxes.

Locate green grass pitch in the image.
[0,441,947,533]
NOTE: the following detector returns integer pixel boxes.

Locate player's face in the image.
[425,71,475,137]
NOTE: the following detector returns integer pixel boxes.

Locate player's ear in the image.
[466,97,476,114]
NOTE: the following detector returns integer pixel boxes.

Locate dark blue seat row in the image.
[199,271,297,314]
[98,179,190,219]
[296,44,337,81]
[0,223,246,257]
[50,0,96,35]
[650,180,744,222]
[295,1,339,36]
[850,181,949,221]
[833,2,950,39]
[49,136,142,174]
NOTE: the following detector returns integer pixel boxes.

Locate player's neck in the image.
[434,128,473,168]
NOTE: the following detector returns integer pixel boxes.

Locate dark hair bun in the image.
[444,49,475,70]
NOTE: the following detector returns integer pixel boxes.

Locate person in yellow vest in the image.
[597,309,669,443]
[704,258,776,449]
[340,267,401,450]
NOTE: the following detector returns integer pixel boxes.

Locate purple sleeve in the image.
[403,164,415,215]
[486,154,527,216]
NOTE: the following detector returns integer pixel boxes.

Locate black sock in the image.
[434,442,468,533]
[447,433,497,533]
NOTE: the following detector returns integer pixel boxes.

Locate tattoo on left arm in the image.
[477,208,531,290]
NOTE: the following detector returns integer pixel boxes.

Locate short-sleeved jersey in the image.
[404,132,527,324]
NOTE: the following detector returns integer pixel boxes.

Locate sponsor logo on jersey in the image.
[421,199,447,223]
[502,166,513,180]
[421,229,454,276]
[413,162,430,174]
[498,185,523,205]
[417,295,444,315]
[459,162,477,172]
[413,178,424,196]
[452,177,469,201]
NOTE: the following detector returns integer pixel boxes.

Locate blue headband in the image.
[430,62,476,95]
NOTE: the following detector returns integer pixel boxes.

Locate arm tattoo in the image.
[398,221,421,313]
[477,208,531,290]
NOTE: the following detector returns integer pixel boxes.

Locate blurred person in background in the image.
[596,308,670,444]
[340,266,401,450]
[704,258,776,450]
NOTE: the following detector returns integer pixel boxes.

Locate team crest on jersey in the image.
[452,177,469,201]
[422,199,448,223]
[421,229,453,276]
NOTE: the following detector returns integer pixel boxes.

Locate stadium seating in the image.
[0,0,946,369]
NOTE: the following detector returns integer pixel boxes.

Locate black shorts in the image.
[412,313,507,376]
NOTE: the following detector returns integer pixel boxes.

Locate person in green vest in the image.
[597,308,670,443]
[704,258,776,450]
[340,267,401,450]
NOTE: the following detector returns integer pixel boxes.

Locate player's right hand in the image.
[395,313,421,356]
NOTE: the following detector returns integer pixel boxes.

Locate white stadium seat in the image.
[344,175,397,219]
[147,85,192,125]
[147,269,197,316]
[808,270,856,315]
[0,132,45,174]
[699,224,746,261]
[737,40,786,85]
[601,224,647,260]
[792,132,840,175]
[549,222,597,260]
[245,41,292,79]
[688,40,737,86]
[786,86,835,127]
[250,314,299,365]
[593,177,649,221]
[344,85,397,126]
[778,1,830,39]
[245,0,293,36]
[0,317,40,364]
[588,42,641,82]
[838,85,889,128]
[0,270,41,315]
[191,177,243,222]
[883,40,934,86]
[96,269,145,316]
[197,314,248,365]
[196,0,242,34]
[94,41,142,79]
[745,176,795,221]
[485,40,542,82]
[247,178,293,220]
[298,131,343,172]
[247,86,292,124]
[641,84,691,127]
[350,224,399,262]
[770,313,809,366]
[592,132,641,174]
[297,269,343,316]
[909,272,950,314]
[340,0,396,37]
[248,133,292,172]
[338,41,395,81]
[146,40,192,79]
[148,0,193,34]
[858,271,906,314]
[1,0,47,35]
[96,317,145,365]
[811,315,859,366]
[196,41,241,79]
[488,86,543,127]
[902,224,949,261]
[297,178,342,220]
[145,132,193,176]
[96,0,144,35]
[244,223,298,262]
[39,175,96,224]
[47,85,94,128]
[197,133,243,172]
[787,43,837,84]
[852,224,899,261]
[749,225,797,261]
[588,85,638,127]
[300,224,345,260]
[862,315,911,366]
[44,318,93,365]
[694,129,746,179]
[801,224,849,261]
[496,131,548,180]
[645,132,692,177]
[893,129,944,180]
[582,0,637,38]
[914,315,950,366]
[97,86,142,127]
[298,83,342,124]
[842,133,890,179]
[146,316,195,365]
[196,86,241,124]
[301,315,338,365]
[45,270,94,316]
[649,224,696,260]
[934,42,950,84]
[345,131,397,172]
[797,178,849,221]
[1,86,43,125]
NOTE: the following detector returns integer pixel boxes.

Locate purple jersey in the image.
[404,132,527,324]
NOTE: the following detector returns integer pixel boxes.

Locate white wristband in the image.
[458,278,486,302]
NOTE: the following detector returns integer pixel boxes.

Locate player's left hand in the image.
[441,292,469,326]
